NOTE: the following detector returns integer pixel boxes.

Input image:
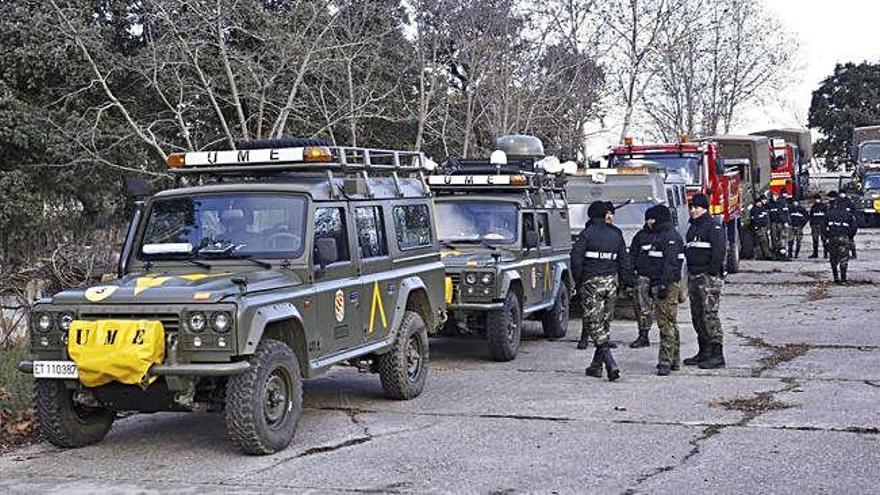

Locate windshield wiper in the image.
[229,254,273,269]
[184,259,212,269]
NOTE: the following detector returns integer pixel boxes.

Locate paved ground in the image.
[2,227,879,494]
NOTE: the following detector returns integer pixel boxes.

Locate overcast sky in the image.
[741,0,880,133]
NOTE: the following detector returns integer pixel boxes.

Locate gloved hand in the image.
[656,284,668,300]
[624,286,634,299]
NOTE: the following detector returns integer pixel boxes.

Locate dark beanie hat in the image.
[605,201,616,214]
[588,200,610,219]
[827,191,838,198]
[690,193,710,210]
[652,204,672,224]
[645,205,658,221]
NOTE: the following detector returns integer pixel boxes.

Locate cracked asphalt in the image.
[2,226,879,494]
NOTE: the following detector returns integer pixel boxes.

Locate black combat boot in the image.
[698,344,726,369]
[601,344,620,381]
[841,265,848,284]
[831,265,839,284]
[585,347,603,377]
[683,339,707,366]
[656,363,671,376]
[577,330,590,350]
[629,330,650,348]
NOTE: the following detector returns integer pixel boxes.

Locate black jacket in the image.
[630,225,657,278]
[790,204,808,228]
[824,206,858,238]
[808,202,828,226]
[646,221,685,286]
[685,213,726,276]
[572,219,632,286]
[768,198,791,224]
[749,203,769,229]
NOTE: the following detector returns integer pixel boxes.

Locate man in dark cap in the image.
[642,204,685,375]
[823,192,858,283]
[628,206,659,348]
[808,194,829,258]
[571,201,632,381]
[748,195,771,260]
[683,193,727,369]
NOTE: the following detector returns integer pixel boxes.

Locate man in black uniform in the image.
[684,193,727,369]
[641,205,685,376]
[571,201,632,381]
[839,192,858,259]
[788,199,808,258]
[808,195,828,258]
[628,207,658,348]
[824,196,858,284]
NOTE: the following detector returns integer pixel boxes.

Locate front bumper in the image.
[448,301,504,311]
[18,359,250,377]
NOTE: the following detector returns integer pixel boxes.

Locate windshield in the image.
[435,201,518,244]
[139,193,307,260]
[864,174,880,190]
[616,154,702,185]
[859,143,880,163]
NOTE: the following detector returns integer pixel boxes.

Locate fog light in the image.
[467,287,474,295]
[40,336,49,347]
[189,312,207,333]
[218,337,227,348]
[193,336,202,348]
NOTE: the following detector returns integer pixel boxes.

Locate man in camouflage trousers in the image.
[823,194,858,284]
[628,209,658,348]
[638,205,685,375]
[684,193,727,369]
[572,201,631,381]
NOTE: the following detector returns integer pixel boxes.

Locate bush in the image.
[0,347,31,414]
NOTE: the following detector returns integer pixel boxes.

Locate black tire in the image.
[225,339,303,455]
[542,284,570,338]
[33,379,114,448]
[486,292,522,361]
[726,223,740,273]
[377,310,429,400]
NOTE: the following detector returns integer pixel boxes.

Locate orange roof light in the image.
[619,166,648,175]
[510,175,528,186]
[679,134,689,143]
[303,146,332,162]
[166,153,185,168]
[624,136,634,146]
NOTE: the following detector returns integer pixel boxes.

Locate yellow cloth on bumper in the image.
[68,320,165,388]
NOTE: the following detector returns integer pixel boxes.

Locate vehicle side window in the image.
[678,187,686,206]
[393,204,432,250]
[536,212,551,246]
[314,207,350,262]
[522,212,536,237]
[355,206,387,258]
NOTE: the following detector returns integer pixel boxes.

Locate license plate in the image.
[32,360,79,379]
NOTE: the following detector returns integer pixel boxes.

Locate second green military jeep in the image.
[428,135,573,361]
[19,140,446,454]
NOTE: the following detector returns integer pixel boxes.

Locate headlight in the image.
[36,313,53,332]
[59,313,74,331]
[465,273,477,285]
[212,312,231,333]
[189,312,207,333]
[481,273,494,285]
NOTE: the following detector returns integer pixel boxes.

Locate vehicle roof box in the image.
[494,135,544,158]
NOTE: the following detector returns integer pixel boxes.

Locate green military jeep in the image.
[19,139,446,454]
[428,135,574,361]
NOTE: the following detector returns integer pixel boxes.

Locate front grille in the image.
[448,273,461,300]
[78,312,181,333]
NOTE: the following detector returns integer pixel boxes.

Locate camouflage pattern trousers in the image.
[687,273,724,346]
[579,275,618,347]
[633,275,654,333]
[753,226,772,260]
[791,227,804,254]
[655,282,681,366]
[770,222,790,256]
[828,236,851,271]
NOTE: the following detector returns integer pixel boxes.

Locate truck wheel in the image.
[33,379,114,448]
[486,292,522,361]
[226,339,302,455]
[726,224,741,273]
[377,310,429,400]
[541,283,569,338]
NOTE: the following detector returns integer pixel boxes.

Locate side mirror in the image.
[314,238,338,268]
[524,231,540,249]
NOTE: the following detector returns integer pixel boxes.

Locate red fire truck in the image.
[608,137,744,272]
[750,128,812,199]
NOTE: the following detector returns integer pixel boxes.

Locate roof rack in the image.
[429,156,570,192]
[165,145,430,176]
